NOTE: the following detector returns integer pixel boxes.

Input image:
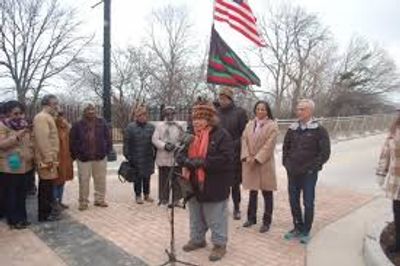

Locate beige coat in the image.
[33,110,59,180]
[377,128,400,200]
[152,121,184,167]
[0,122,34,174]
[241,119,279,191]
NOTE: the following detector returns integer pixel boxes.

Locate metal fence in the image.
[111,113,396,143]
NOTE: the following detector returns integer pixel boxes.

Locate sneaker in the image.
[94,202,109,208]
[182,241,206,252]
[284,228,302,240]
[299,232,311,244]
[46,214,62,222]
[9,222,27,230]
[136,196,144,204]
[259,224,270,233]
[243,220,256,228]
[209,245,227,262]
[59,203,69,209]
[144,195,154,203]
[233,210,241,220]
[79,204,89,211]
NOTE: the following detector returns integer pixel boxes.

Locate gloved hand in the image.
[191,157,205,168]
[164,143,176,152]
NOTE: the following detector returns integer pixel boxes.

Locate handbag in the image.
[118,161,136,183]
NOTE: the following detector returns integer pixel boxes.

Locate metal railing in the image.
[112,113,396,143]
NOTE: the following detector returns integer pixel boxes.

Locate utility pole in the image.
[98,0,116,161]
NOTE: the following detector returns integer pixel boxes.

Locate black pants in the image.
[231,172,241,211]
[134,174,151,197]
[158,166,182,203]
[247,190,273,225]
[3,172,28,225]
[26,169,36,193]
[394,200,400,248]
[0,173,5,219]
[288,171,318,234]
[38,179,56,221]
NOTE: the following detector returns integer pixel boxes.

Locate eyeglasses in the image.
[11,112,23,116]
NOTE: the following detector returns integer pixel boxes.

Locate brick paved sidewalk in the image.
[59,169,373,266]
[0,170,373,266]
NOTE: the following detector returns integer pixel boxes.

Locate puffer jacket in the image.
[123,122,156,177]
[282,120,330,176]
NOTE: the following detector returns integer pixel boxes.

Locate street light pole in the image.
[103,0,116,161]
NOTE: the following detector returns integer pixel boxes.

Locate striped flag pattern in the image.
[207,26,261,87]
[214,0,266,47]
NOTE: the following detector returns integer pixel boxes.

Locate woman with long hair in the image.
[241,100,279,233]
[377,110,400,253]
[0,100,34,229]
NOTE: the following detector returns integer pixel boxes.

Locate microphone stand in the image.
[159,149,198,266]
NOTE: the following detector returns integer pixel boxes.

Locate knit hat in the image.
[192,102,216,122]
[163,106,175,113]
[218,86,234,100]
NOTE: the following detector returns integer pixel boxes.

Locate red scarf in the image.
[182,126,211,190]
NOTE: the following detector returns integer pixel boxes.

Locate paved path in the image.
[0,134,386,266]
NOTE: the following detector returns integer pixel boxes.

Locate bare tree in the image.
[0,0,91,104]
[146,5,206,106]
[326,36,400,116]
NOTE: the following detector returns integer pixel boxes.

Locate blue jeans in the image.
[53,184,65,203]
[288,171,318,234]
[188,198,228,246]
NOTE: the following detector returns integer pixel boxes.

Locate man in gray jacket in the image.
[152,106,184,205]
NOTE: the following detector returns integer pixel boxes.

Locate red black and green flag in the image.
[207,26,260,87]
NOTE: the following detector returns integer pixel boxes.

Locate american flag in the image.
[213,0,266,47]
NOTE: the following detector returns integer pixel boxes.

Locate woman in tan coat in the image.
[376,110,400,253]
[241,101,278,233]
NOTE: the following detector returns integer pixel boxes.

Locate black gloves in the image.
[164,142,176,152]
[182,157,205,169]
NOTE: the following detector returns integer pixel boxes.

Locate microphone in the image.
[173,133,194,153]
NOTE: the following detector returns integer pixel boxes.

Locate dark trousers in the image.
[158,166,182,203]
[2,172,28,225]
[288,171,318,234]
[0,173,5,219]
[394,200,400,248]
[38,179,56,221]
[231,172,241,211]
[134,174,151,197]
[27,169,36,193]
[247,190,273,225]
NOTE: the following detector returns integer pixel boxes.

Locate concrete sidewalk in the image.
[307,196,391,266]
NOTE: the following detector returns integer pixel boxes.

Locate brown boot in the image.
[182,241,206,252]
[144,195,154,203]
[209,245,226,262]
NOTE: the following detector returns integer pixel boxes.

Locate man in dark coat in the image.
[216,87,248,220]
[70,101,112,211]
[123,106,156,204]
[282,99,330,244]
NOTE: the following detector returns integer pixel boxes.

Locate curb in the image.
[364,218,394,266]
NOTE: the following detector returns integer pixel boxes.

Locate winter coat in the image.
[123,122,156,177]
[282,120,330,177]
[152,121,185,167]
[0,122,34,174]
[376,128,400,200]
[54,117,73,185]
[241,119,278,191]
[217,103,248,171]
[180,126,234,202]
[33,110,59,180]
[69,117,112,162]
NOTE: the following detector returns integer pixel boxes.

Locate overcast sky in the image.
[70,0,400,66]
